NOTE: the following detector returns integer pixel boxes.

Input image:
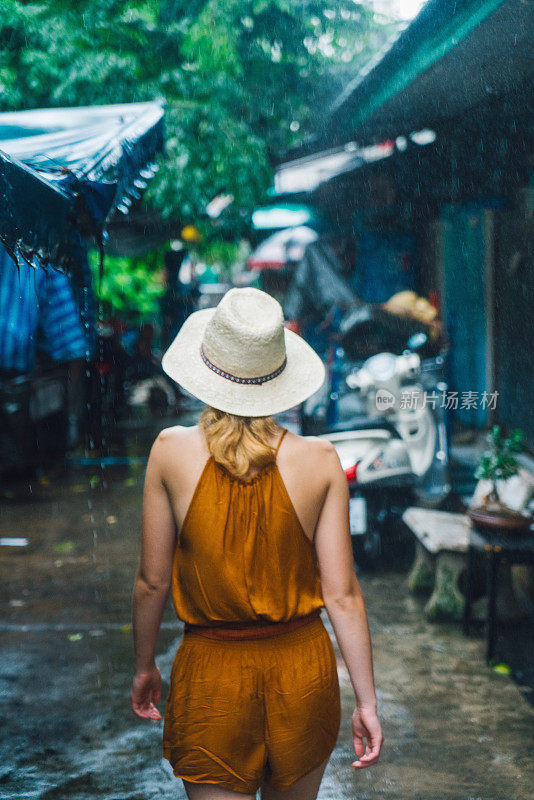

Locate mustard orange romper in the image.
[163,428,341,794]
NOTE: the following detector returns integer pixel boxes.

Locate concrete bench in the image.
[403,507,471,621]
[403,506,528,623]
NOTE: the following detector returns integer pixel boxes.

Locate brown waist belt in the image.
[183,608,322,641]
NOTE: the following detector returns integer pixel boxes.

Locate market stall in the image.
[0,100,165,283]
[0,100,165,470]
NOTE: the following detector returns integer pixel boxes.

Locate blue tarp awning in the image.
[0,101,165,280]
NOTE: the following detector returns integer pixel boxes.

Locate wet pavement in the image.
[1,412,534,800]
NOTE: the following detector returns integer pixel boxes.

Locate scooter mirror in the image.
[407,332,427,351]
[346,373,361,390]
[364,352,397,382]
[346,370,373,392]
[398,352,421,379]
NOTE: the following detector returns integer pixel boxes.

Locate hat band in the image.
[200,344,287,385]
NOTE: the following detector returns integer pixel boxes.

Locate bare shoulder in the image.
[149,425,204,468]
[286,430,339,457]
[283,430,342,477]
[305,434,340,457]
[155,424,197,445]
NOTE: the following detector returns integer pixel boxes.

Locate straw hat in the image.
[161,287,325,417]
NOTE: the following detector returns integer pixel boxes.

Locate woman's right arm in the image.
[131,433,176,720]
[313,441,383,770]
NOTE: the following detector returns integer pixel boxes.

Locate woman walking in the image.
[131,287,383,799]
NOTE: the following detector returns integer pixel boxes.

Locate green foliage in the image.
[1,0,396,235]
[194,239,251,279]
[475,425,524,487]
[88,249,165,321]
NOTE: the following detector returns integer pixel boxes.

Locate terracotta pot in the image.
[468,505,532,534]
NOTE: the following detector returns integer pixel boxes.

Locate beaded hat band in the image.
[200,344,287,385]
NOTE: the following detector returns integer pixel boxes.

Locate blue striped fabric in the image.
[0,245,90,373]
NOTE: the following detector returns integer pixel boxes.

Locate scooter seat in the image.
[325,416,401,438]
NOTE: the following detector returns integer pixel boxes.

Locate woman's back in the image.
[160,425,328,626]
[157,424,332,547]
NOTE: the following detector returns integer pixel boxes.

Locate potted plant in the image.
[468,425,532,532]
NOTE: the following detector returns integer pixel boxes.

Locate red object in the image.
[101,316,128,333]
[96,362,114,376]
[246,227,318,271]
[183,608,321,640]
[284,319,301,335]
[428,289,440,310]
[344,463,358,483]
[247,259,285,272]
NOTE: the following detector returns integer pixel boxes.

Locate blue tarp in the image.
[0,245,94,372]
[0,101,165,282]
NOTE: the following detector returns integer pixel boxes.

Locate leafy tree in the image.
[88,249,165,321]
[0,0,396,236]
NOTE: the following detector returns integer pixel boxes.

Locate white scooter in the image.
[319,350,451,565]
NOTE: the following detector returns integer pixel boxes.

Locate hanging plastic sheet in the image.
[283,239,358,324]
[283,238,440,361]
[0,101,165,283]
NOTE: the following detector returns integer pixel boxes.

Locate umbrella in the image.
[247,226,318,271]
[0,101,165,282]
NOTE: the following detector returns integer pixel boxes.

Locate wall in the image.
[493,187,534,448]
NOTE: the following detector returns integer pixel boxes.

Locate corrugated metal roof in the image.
[290,0,532,156]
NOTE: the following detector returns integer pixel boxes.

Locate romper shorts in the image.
[163,615,341,794]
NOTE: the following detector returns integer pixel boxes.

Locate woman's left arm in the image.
[131,433,177,720]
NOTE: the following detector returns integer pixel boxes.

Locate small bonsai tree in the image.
[475,425,524,510]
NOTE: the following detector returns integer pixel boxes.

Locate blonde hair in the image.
[199,406,281,479]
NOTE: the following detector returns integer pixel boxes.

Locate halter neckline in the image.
[212,427,288,485]
[212,458,274,485]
